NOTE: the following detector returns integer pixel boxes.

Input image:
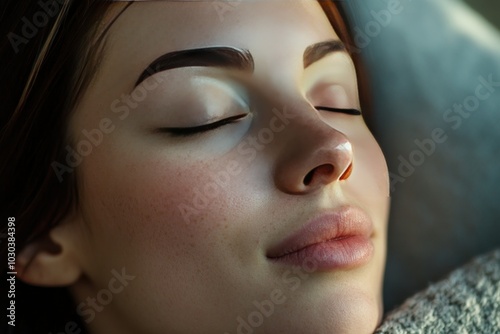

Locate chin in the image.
[252,287,381,334]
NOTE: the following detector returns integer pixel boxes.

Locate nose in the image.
[273,109,354,194]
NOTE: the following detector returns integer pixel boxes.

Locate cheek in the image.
[346,126,390,229]
[78,144,240,264]
[77,141,268,331]
[351,130,389,198]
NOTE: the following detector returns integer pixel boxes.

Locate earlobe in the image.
[16,223,83,287]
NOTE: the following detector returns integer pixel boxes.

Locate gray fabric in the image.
[375,249,500,333]
[343,0,500,309]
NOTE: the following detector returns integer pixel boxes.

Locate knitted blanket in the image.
[376,249,500,333]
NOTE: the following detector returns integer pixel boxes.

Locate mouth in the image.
[266,205,374,271]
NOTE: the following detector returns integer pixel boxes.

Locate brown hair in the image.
[0,1,366,332]
[1,1,121,332]
[1,0,114,257]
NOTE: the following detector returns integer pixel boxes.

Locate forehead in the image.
[93,1,338,90]
[107,1,335,46]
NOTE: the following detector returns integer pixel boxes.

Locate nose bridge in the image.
[255,87,351,153]
[268,99,355,194]
[275,98,348,147]
[280,108,352,167]
[253,65,334,135]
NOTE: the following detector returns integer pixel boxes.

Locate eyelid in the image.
[194,75,251,106]
[315,106,362,116]
[159,113,249,137]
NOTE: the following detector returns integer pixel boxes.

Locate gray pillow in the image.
[376,249,500,333]
[343,0,500,309]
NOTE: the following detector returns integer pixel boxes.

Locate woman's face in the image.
[68,1,390,333]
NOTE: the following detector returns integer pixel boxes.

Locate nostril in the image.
[339,163,353,181]
[303,164,334,186]
[303,170,314,186]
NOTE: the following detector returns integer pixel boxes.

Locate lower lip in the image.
[269,235,374,271]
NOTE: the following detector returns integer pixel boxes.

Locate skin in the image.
[18,1,390,333]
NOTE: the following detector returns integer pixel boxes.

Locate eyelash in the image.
[160,106,361,138]
[315,106,362,116]
[160,114,249,137]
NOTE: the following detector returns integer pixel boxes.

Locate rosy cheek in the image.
[80,146,226,255]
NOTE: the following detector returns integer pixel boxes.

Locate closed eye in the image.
[159,113,249,137]
[315,106,362,115]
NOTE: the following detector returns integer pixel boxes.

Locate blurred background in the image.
[463,0,500,30]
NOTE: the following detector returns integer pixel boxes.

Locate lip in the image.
[266,205,374,271]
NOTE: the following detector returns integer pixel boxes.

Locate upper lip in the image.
[266,205,374,259]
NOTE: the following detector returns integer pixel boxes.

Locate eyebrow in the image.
[303,40,346,68]
[134,40,346,87]
[135,47,254,87]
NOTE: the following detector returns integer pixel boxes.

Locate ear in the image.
[16,221,83,287]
